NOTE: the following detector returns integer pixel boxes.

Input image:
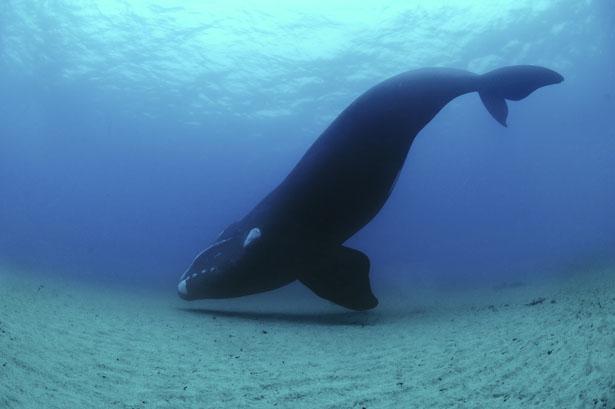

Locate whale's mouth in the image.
[177,256,243,301]
[177,267,220,300]
[177,274,213,300]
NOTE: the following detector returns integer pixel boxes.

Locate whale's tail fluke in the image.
[478,65,564,127]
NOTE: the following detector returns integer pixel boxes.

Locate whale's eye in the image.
[243,227,262,248]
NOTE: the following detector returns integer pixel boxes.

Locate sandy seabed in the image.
[1,266,614,409]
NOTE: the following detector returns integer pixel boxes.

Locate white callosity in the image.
[177,279,188,295]
[243,228,262,248]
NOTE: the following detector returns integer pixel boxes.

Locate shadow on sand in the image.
[178,307,385,326]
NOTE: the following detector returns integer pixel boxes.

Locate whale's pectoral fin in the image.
[297,246,378,311]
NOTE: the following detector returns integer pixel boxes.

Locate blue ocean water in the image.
[0,0,614,291]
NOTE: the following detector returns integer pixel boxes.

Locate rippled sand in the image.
[1,267,613,408]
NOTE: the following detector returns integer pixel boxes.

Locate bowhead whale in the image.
[177,65,564,310]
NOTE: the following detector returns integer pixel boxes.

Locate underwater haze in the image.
[1,1,614,289]
[2,1,615,408]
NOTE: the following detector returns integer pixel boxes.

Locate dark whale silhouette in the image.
[177,65,563,310]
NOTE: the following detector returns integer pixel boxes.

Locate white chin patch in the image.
[177,279,188,296]
[243,227,262,248]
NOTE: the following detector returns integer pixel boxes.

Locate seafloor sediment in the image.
[1,266,613,409]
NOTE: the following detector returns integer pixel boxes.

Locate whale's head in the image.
[177,224,280,300]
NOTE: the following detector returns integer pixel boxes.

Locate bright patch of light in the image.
[0,0,595,126]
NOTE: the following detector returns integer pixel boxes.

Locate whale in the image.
[177,65,564,310]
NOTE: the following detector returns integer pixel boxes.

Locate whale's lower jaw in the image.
[176,268,296,301]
